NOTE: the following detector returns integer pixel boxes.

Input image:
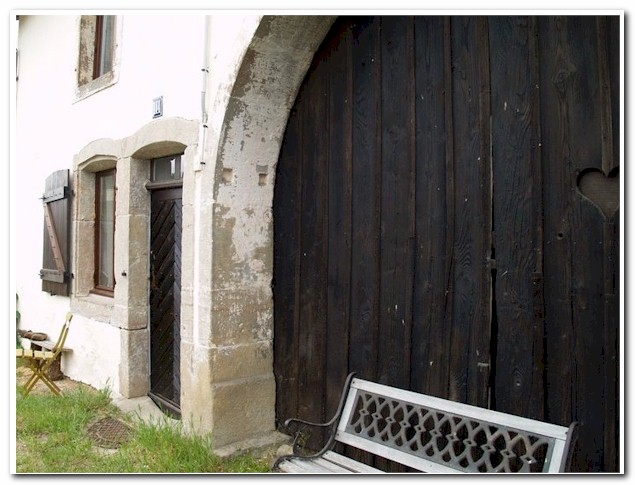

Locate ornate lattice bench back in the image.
[335,377,577,473]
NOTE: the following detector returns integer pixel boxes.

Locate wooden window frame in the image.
[92,169,116,297]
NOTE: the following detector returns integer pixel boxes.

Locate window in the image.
[93,16,115,80]
[76,15,119,100]
[146,154,184,189]
[93,169,116,295]
[152,154,183,182]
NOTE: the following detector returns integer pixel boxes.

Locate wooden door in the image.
[149,187,182,417]
[273,16,620,472]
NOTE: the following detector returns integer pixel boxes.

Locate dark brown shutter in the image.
[40,170,71,296]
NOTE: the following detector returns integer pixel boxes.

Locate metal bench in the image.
[274,373,577,473]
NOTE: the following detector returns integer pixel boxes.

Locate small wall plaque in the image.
[153,96,163,118]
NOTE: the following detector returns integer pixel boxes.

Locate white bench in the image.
[273,374,577,473]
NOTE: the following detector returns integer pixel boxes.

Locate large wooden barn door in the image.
[149,188,182,417]
[273,16,619,472]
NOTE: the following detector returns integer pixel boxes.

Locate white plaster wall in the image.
[15,15,79,338]
[60,314,122,394]
[14,14,205,390]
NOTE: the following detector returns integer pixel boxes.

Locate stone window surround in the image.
[74,15,122,102]
[71,117,198,398]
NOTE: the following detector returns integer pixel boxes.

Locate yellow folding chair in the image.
[16,312,72,396]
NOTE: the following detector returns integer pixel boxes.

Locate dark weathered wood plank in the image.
[296,56,329,432]
[325,21,353,422]
[603,217,619,472]
[377,16,415,393]
[539,15,576,434]
[347,17,381,468]
[410,16,452,399]
[447,16,492,407]
[489,16,544,420]
[469,16,493,409]
[373,16,415,472]
[273,89,304,426]
[606,16,620,173]
[601,16,620,473]
[348,17,381,385]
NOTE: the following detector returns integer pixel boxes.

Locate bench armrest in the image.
[274,373,356,470]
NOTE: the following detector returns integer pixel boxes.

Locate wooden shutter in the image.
[40,170,71,296]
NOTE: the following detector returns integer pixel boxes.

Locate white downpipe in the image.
[192,16,210,345]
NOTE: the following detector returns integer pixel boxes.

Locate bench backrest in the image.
[335,378,576,473]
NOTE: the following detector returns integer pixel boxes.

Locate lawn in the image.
[15,364,274,473]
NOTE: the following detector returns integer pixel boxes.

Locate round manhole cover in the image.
[88,417,133,449]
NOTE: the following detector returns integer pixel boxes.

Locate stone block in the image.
[210,287,272,345]
[211,375,276,447]
[118,327,150,398]
[209,341,272,382]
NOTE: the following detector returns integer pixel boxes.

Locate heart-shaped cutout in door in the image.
[577,167,619,217]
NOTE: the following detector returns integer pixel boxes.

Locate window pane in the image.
[94,15,115,79]
[100,16,114,74]
[97,171,115,289]
[152,155,183,182]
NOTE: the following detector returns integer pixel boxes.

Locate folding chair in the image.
[16,312,72,396]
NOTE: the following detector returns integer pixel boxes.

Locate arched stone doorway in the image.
[180,16,336,448]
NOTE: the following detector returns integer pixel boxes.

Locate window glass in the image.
[96,170,115,291]
[99,16,115,75]
[152,155,183,182]
[94,16,115,79]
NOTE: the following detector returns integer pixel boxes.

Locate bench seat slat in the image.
[322,451,383,473]
[312,457,355,473]
[278,453,383,474]
[277,460,316,474]
[278,457,349,474]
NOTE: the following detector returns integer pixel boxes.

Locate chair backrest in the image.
[52,312,73,354]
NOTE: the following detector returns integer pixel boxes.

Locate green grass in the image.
[15,380,272,473]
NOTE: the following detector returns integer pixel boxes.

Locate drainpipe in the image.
[192,16,211,348]
[197,15,210,170]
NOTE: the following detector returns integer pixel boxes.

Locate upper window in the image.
[93,169,116,296]
[152,154,184,182]
[76,15,119,100]
[146,154,184,190]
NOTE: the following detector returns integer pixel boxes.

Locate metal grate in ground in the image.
[87,417,133,449]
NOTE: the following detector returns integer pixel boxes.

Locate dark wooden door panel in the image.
[150,188,182,414]
[273,15,620,472]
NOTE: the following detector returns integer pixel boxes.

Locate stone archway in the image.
[180,16,336,448]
